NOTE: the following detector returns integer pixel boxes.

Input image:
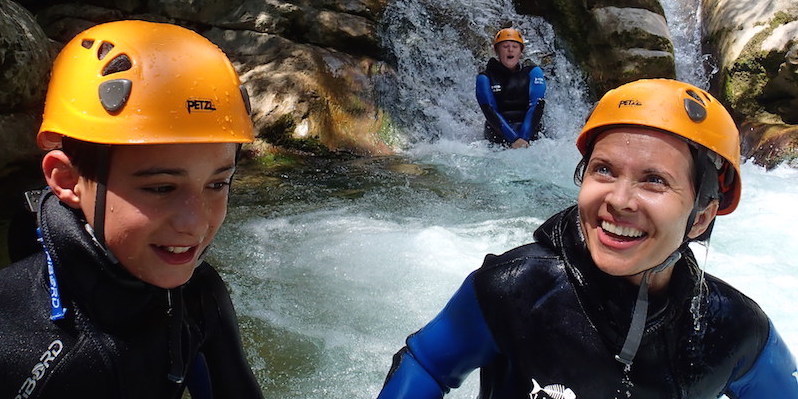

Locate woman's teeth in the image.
[601,221,644,238]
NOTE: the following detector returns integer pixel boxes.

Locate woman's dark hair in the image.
[61,136,112,181]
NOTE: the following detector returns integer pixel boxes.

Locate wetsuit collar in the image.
[39,190,166,331]
[534,206,703,365]
[39,190,189,382]
[485,57,521,75]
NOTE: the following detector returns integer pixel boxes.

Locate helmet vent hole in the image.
[102,54,132,76]
[81,39,94,49]
[97,41,114,60]
[686,89,705,105]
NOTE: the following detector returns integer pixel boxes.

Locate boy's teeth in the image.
[601,221,644,238]
[165,246,190,254]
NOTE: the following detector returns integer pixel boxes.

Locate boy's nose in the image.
[171,194,209,236]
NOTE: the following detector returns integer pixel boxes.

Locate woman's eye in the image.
[592,164,611,176]
[644,175,667,186]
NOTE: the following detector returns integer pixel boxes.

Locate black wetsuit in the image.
[0,191,263,399]
[476,58,546,145]
[378,206,798,398]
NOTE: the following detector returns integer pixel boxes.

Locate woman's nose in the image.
[606,180,638,213]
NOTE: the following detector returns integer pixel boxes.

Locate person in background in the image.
[476,28,546,148]
[0,20,263,398]
[377,79,798,398]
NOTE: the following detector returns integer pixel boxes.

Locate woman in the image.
[476,28,546,148]
[377,79,798,398]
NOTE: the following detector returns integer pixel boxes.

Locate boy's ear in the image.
[42,150,83,209]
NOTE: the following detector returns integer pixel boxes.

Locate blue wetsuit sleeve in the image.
[377,272,500,399]
[518,66,546,141]
[476,74,520,143]
[726,320,798,398]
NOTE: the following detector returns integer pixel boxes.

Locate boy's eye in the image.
[208,181,231,191]
[143,185,175,194]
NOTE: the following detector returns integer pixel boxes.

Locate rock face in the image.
[2,0,796,168]
[702,0,798,167]
[0,0,51,169]
[2,0,393,166]
[516,0,675,95]
[518,0,796,168]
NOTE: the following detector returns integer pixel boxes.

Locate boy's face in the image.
[495,41,522,70]
[75,143,238,289]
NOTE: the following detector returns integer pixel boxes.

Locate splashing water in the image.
[661,0,717,88]
[376,0,590,144]
[615,364,634,399]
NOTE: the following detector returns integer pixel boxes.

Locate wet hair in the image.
[572,129,722,242]
[60,138,245,181]
[61,136,112,181]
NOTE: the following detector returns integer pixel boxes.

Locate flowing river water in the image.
[208,0,798,397]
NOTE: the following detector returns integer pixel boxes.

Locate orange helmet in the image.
[493,28,524,48]
[38,20,254,150]
[577,79,742,215]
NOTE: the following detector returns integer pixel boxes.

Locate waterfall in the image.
[660,0,718,88]
[376,0,591,144]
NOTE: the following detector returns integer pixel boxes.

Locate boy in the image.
[0,20,263,398]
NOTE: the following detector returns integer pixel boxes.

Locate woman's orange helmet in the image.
[493,28,525,48]
[577,79,742,215]
[38,20,254,150]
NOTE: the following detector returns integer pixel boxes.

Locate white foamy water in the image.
[213,142,797,398]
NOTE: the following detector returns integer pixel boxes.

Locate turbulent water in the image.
[209,0,798,397]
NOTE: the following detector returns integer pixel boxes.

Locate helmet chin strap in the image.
[93,147,109,248]
[614,148,719,366]
[614,250,682,366]
[86,145,118,265]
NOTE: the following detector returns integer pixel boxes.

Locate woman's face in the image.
[495,41,522,70]
[577,127,716,289]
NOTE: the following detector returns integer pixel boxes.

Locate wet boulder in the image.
[516,0,675,95]
[0,0,50,170]
[9,0,394,157]
[702,0,798,168]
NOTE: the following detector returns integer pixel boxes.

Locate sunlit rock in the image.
[702,0,798,168]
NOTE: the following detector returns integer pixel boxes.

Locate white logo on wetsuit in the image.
[15,340,64,399]
[529,378,577,399]
[491,84,502,93]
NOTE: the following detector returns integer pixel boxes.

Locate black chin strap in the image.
[614,147,720,367]
[614,251,682,366]
[93,146,111,248]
